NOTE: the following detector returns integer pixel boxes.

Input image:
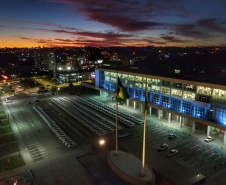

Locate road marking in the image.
[189,163,198,167]
[214,155,222,161]
[206,153,215,159]
[195,166,204,172]
[177,156,185,161]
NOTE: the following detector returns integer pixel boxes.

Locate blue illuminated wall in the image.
[95,69,100,88]
[214,108,226,125]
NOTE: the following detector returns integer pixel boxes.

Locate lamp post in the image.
[57,87,60,98]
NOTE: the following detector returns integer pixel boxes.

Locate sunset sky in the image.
[1,0,226,48]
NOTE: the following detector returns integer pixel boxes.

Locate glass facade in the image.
[96,69,226,126]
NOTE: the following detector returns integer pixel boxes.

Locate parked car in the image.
[158,143,168,152]
[5,98,12,103]
[167,149,178,158]
[168,134,177,139]
[204,136,214,142]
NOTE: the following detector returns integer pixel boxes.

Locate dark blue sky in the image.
[1,0,226,47]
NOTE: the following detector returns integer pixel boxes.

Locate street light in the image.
[99,139,105,146]
[57,87,60,98]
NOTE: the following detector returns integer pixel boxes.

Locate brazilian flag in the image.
[116,77,129,104]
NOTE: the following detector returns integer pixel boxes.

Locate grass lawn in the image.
[0,126,12,135]
[0,114,8,119]
[0,134,15,145]
[0,119,10,126]
[0,154,25,172]
[0,142,19,157]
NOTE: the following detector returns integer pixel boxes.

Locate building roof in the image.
[96,66,226,90]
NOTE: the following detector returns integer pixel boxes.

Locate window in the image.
[185,84,196,91]
[129,87,134,98]
[171,98,181,112]
[104,71,110,76]
[171,89,182,98]
[183,91,195,100]
[135,76,142,82]
[121,74,128,79]
[182,101,193,115]
[172,83,182,89]
[135,82,142,89]
[197,86,212,96]
[151,79,160,85]
[161,87,170,95]
[152,94,160,105]
[196,94,211,103]
[162,96,170,108]
[110,77,117,83]
[152,85,160,93]
[162,81,171,87]
[194,106,206,119]
[111,72,117,77]
[213,89,226,97]
[105,76,110,82]
[129,75,135,81]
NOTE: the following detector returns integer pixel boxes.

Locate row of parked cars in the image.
[158,133,215,158]
[33,105,77,148]
[157,134,179,157]
[51,98,108,136]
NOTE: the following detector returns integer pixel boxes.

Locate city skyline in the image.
[1,0,226,48]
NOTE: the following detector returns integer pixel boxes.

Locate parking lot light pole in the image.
[57,87,60,98]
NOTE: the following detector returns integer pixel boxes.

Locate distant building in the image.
[58,71,95,84]
[34,50,56,78]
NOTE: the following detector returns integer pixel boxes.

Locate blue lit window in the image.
[171,98,181,112]
[152,93,160,105]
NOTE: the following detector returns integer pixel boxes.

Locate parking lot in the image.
[24,95,223,184]
[2,89,226,185]
[118,120,226,184]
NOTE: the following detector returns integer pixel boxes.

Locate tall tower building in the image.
[34,50,56,78]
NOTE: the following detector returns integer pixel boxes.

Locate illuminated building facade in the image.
[95,67,226,144]
[34,50,56,72]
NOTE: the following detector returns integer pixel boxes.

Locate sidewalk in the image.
[1,101,33,176]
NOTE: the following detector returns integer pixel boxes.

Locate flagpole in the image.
[115,75,119,155]
[115,99,118,155]
[140,77,147,175]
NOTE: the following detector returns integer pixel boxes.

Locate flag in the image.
[116,77,129,104]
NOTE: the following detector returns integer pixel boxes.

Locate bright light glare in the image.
[99,139,105,145]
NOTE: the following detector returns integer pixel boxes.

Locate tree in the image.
[68,82,74,87]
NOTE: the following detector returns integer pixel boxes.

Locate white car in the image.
[158,143,168,152]
[167,149,178,158]
[204,136,214,142]
[5,98,12,103]
[168,134,177,139]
